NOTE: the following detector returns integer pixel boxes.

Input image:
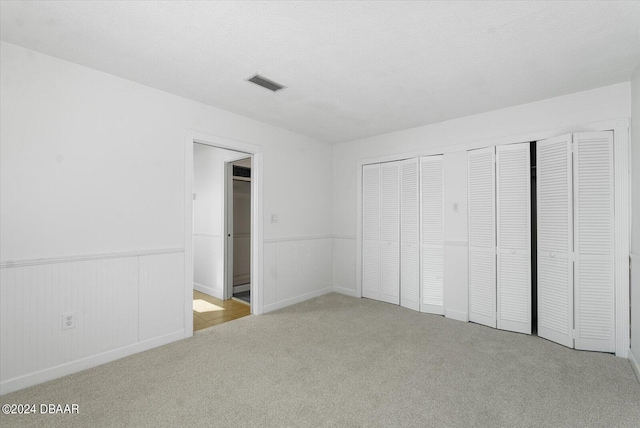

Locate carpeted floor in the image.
[1,293,639,427]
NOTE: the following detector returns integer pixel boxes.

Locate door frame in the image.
[225,156,252,300]
[184,130,264,338]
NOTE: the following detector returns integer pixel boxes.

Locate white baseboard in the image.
[629,348,640,384]
[233,284,250,293]
[445,308,469,323]
[233,273,250,286]
[263,287,333,313]
[193,283,222,300]
[0,330,185,396]
[333,286,357,297]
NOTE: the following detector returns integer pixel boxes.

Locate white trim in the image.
[0,330,184,395]
[184,129,265,344]
[263,287,333,313]
[354,118,630,358]
[193,283,223,300]
[333,235,356,240]
[333,286,357,297]
[264,235,333,243]
[445,309,469,323]
[629,348,640,384]
[0,248,184,269]
[233,283,251,293]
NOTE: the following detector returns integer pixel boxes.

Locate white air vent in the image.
[246,74,285,92]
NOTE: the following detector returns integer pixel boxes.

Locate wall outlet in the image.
[62,313,76,330]
[270,213,278,223]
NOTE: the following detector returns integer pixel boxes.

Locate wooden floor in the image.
[193,290,250,332]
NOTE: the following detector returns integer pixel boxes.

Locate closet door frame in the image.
[355,118,629,358]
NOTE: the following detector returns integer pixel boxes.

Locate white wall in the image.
[0,42,333,394]
[333,83,631,324]
[193,144,241,298]
[630,62,640,377]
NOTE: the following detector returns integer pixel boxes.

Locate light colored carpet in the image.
[1,293,639,427]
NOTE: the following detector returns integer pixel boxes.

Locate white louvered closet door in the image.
[573,131,615,352]
[400,158,420,311]
[420,155,444,315]
[496,143,531,334]
[380,162,400,305]
[362,164,381,301]
[537,134,574,348]
[468,147,496,328]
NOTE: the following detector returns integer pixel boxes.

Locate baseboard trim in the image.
[233,283,250,293]
[263,287,333,313]
[233,274,251,287]
[445,308,469,323]
[629,348,640,384]
[333,286,357,297]
[0,330,185,396]
[193,283,223,300]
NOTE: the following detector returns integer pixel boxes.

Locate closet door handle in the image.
[510,249,516,254]
[550,252,555,258]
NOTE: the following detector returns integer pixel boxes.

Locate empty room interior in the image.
[1,1,640,426]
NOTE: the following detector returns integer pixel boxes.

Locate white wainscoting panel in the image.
[0,250,185,395]
[333,236,356,296]
[193,234,224,298]
[139,253,185,341]
[0,257,140,391]
[263,237,333,312]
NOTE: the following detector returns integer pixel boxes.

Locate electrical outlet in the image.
[62,313,76,330]
[271,213,278,223]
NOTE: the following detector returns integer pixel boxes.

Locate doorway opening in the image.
[191,142,253,332]
[227,158,252,305]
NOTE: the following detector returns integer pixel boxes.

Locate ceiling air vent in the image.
[246,74,286,92]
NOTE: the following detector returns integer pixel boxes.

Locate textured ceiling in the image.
[1,1,639,143]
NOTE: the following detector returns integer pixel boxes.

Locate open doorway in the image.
[191,142,252,332]
[226,157,252,304]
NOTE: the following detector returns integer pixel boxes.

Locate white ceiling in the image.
[1,1,639,143]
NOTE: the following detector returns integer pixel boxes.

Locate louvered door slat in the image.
[537,134,573,348]
[401,158,420,311]
[420,155,444,314]
[496,143,531,334]
[380,162,400,305]
[468,147,496,328]
[362,164,381,301]
[574,131,614,352]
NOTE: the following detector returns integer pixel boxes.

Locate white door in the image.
[468,147,496,328]
[362,164,381,301]
[573,131,615,352]
[496,143,531,334]
[380,162,401,305]
[400,158,420,311]
[420,155,444,315]
[537,134,574,348]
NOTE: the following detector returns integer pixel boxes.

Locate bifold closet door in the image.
[420,155,444,314]
[537,134,574,348]
[573,131,614,352]
[380,162,400,305]
[496,143,531,334]
[400,158,420,311]
[468,147,496,328]
[362,164,381,301]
